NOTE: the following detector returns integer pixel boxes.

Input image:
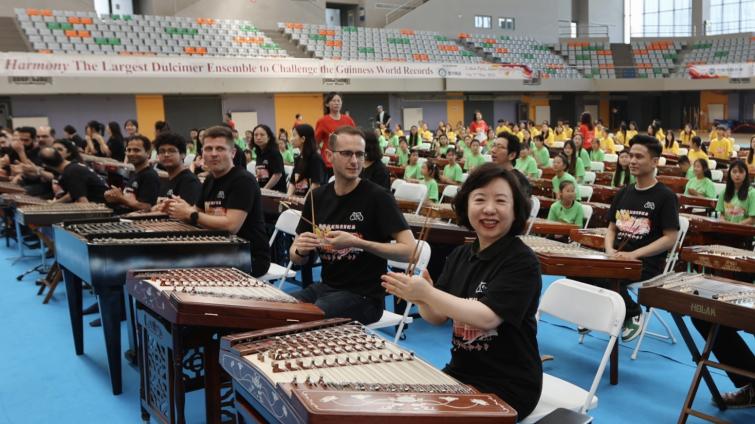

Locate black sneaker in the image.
[721,384,755,409]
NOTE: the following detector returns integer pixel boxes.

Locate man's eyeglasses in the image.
[333,150,365,160]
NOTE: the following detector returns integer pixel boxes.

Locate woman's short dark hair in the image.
[251,124,277,155]
[53,138,82,162]
[154,132,188,155]
[453,163,531,236]
[363,131,382,162]
[86,120,104,135]
[324,92,341,114]
[124,119,139,129]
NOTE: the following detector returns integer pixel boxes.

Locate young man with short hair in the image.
[604,135,679,341]
[166,125,271,277]
[289,126,416,324]
[152,132,201,207]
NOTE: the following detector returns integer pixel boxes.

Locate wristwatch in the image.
[189,211,199,226]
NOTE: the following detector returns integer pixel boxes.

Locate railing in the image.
[558,20,610,39]
[385,0,427,26]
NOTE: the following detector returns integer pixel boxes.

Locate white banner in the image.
[0,52,530,80]
[687,62,754,79]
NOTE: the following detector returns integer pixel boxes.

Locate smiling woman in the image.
[381,163,542,420]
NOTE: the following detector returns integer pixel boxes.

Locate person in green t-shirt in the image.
[716,160,755,225]
[464,139,487,172]
[278,137,295,165]
[515,143,539,179]
[404,151,423,182]
[421,161,440,203]
[677,155,695,180]
[684,159,717,199]
[551,153,577,199]
[589,138,605,162]
[547,180,584,227]
[440,149,464,185]
[397,138,410,166]
[533,134,550,168]
[611,150,635,188]
[573,133,592,171]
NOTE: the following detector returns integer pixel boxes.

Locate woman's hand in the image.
[381,270,434,304]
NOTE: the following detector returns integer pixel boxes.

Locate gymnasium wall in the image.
[10,95,135,136]
[221,94,276,130]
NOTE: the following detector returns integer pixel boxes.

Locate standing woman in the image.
[578,111,594,149]
[468,111,489,138]
[106,121,125,162]
[252,124,287,192]
[716,160,755,225]
[288,124,326,197]
[382,163,542,420]
[315,92,356,176]
[124,119,139,138]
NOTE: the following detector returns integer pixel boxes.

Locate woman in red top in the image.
[578,111,594,149]
[315,92,356,172]
[468,111,489,136]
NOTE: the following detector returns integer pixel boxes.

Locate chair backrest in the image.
[678,147,688,156]
[439,184,459,203]
[536,168,543,178]
[460,172,469,183]
[269,209,302,246]
[590,161,605,172]
[713,182,726,197]
[614,144,624,153]
[540,278,626,337]
[391,178,406,193]
[394,182,428,213]
[581,204,593,229]
[710,169,723,182]
[583,171,596,185]
[663,216,689,273]
[708,159,717,170]
[658,156,667,166]
[552,141,564,149]
[525,196,540,235]
[417,157,428,167]
[381,156,390,165]
[577,185,593,202]
[388,240,432,274]
[385,146,396,155]
[604,153,618,163]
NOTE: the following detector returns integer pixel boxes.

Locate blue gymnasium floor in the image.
[0,241,753,424]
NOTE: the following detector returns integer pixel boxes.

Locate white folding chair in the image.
[713,182,726,199]
[590,161,605,172]
[583,171,596,185]
[678,147,688,156]
[603,154,618,163]
[614,144,624,153]
[460,172,469,183]
[385,146,396,155]
[523,278,625,422]
[368,240,431,343]
[657,156,667,166]
[391,178,406,193]
[394,182,428,214]
[578,185,593,202]
[629,216,689,359]
[381,156,390,165]
[438,184,458,203]
[536,168,543,178]
[525,196,540,235]
[707,159,717,170]
[710,169,723,182]
[552,141,564,149]
[259,209,300,285]
[581,204,593,229]
[284,165,294,183]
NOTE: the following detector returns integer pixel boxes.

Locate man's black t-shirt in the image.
[159,169,201,206]
[436,235,542,419]
[57,162,108,203]
[124,166,160,206]
[296,179,409,301]
[292,153,326,196]
[197,166,270,277]
[609,182,680,278]
[107,137,125,162]
[359,160,391,191]
[254,149,286,193]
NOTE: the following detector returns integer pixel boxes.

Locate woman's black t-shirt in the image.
[255,148,286,193]
[359,160,391,191]
[107,136,125,162]
[435,235,543,419]
[292,153,326,196]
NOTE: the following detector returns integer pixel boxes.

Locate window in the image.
[498,17,515,30]
[707,0,755,34]
[624,0,691,40]
[475,15,491,29]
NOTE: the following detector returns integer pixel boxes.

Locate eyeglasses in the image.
[333,150,366,160]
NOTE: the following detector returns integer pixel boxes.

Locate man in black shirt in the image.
[604,135,679,341]
[104,135,160,214]
[39,147,108,203]
[490,132,533,197]
[166,125,270,277]
[289,126,416,324]
[152,132,201,207]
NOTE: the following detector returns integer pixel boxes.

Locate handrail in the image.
[385,0,426,26]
